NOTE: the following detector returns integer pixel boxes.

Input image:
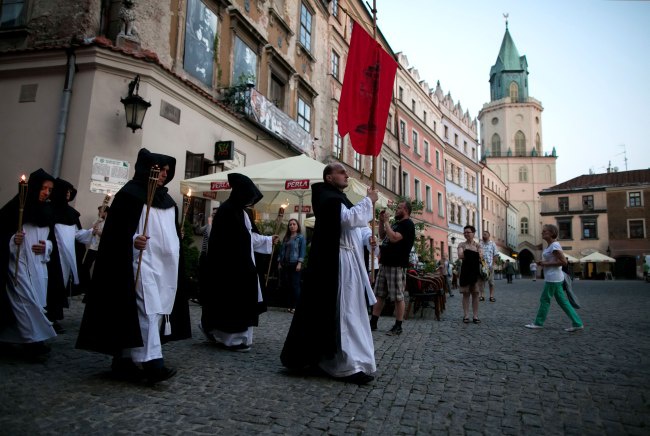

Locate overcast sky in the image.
[373,0,650,184]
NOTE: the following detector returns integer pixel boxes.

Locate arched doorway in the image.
[518,249,534,276]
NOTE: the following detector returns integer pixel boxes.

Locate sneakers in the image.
[525,323,543,329]
[386,324,402,336]
[564,326,584,332]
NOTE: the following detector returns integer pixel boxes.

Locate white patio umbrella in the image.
[564,253,580,263]
[579,251,616,263]
[180,154,390,222]
[496,251,516,263]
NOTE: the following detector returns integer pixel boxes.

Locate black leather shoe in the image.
[146,366,177,384]
[340,371,374,385]
[111,358,145,382]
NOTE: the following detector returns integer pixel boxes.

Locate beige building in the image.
[0,0,330,227]
[478,22,556,272]
[481,164,509,254]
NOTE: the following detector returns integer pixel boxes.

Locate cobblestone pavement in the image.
[1,278,649,435]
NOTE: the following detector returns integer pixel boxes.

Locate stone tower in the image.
[478,20,558,273]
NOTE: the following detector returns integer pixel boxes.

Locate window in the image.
[233,36,258,85]
[491,133,501,157]
[457,205,462,224]
[297,96,311,132]
[424,140,430,162]
[269,73,286,109]
[381,159,388,186]
[331,50,340,80]
[411,99,416,112]
[582,195,594,211]
[412,130,419,154]
[466,208,470,226]
[414,179,421,202]
[518,166,528,182]
[557,218,573,239]
[449,203,455,223]
[438,193,444,217]
[299,3,312,51]
[629,219,645,239]
[515,131,526,156]
[333,120,342,158]
[520,217,529,235]
[354,152,361,170]
[184,0,218,87]
[629,191,642,207]
[509,81,519,102]
[535,133,541,155]
[425,186,432,212]
[444,125,448,138]
[391,166,397,192]
[331,0,339,18]
[454,133,458,146]
[423,111,427,123]
[581,216,598,239]
[435,150,440,170]
[1,0,26,28]
[399,120,406,144]
[402,172,410,197]
[387,114,392,133]
[463,141,467,153]
[398,87,403,101]
[558,197,569,212]
[472,147,476,160]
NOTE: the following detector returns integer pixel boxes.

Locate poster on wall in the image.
[183,0,218,87]
[90,156,130,194]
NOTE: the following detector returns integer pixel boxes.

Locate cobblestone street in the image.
[1,278,649,435]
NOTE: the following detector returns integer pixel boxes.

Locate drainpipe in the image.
[52,47,76,178]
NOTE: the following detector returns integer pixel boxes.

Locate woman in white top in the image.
[525,224,583,332]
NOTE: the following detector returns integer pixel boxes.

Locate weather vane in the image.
[503,13,509,28]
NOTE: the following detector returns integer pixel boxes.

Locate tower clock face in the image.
[491,117,498,125]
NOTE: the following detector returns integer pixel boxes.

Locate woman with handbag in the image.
[525,224,583,332]
[277,219,306,314]
[457,225,484,324]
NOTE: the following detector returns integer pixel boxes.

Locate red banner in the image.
[337,21,398,157]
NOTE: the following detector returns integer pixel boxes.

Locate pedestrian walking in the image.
[79,204,109,299]
[281,163,379,385]
[525,224,584,332]
[530,261,538,282]
[77,149,191,384]
[199,173,278,352]
[458,225,483,324]
[369,200,415,335]
[0,169,56,358]
[277,218,306,314]
[479,230,498,302]
[505,260,515,284]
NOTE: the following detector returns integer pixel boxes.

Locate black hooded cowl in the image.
[76,148,191,356]
[280,182,353,370]
[201,173,267,333]
[0,168,55,327]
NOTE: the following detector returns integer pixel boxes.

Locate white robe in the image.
[209,211,273,347]
[53,223,93,286]
[128,206,180,363]
[1,223,56,343]
[319,197,377,378]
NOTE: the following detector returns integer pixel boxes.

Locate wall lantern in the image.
[450,236,456,245]
[120,75,151,133]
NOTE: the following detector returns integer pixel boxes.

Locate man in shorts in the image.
[369,201,415,336]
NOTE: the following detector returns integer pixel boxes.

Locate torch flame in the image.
[281,202,289,209]
[187,189,192,197]
[20,175,26,183]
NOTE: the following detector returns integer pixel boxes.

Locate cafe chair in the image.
[405,270,445,321]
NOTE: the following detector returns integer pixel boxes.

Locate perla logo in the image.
[285,180,309,190]
[211,181,231,190]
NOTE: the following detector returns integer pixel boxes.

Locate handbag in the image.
[479,258,490,281]
[562,272,581,309]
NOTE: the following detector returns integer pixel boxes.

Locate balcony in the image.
[218,85,314,156]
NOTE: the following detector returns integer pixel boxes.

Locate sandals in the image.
[463,317,470,324]
[489,297,496,302]
[473,318,481,324]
